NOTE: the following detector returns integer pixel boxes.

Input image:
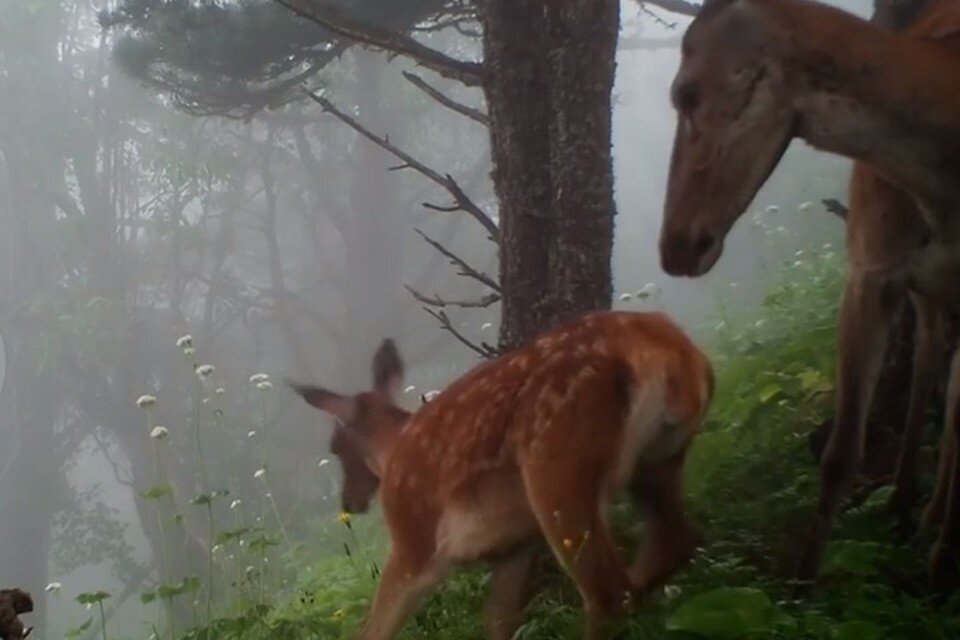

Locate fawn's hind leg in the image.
[628,447,699,592]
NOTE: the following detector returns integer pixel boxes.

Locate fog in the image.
[0,0,869,636]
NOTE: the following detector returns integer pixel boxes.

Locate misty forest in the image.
[2,0,960,638]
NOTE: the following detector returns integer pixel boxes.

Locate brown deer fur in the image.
[290,310,714,639]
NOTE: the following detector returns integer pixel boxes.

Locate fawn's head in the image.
[288,339,410,514]
[660,0,794,276]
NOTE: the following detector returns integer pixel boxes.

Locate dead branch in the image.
[274,0,484,86]
[402,71,489,125]
[423,307,500,359]
[306,91,499,240]
[404,285,500,308]
[415,228,500,292]
[822,198,849,221]
[637,0,701,16]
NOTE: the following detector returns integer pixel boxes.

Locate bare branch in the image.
[405,285,500,308]
[822,198,849,221]
[637,0,702,17]
[402,71,489,125]
[415,228,500,292]
[306,91,499,240]
[274,0,484,86]
[423,307,500,359]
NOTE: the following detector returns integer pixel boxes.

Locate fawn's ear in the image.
[287,381,356,422]
[372,338,404,399]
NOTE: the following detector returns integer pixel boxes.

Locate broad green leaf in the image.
[76,590,111,605]
[758,384,782,404]
[823,540,884,577]
[665,587,784,638]
[65,618,93,638]
[140,484,173,501]
[832,620,885,640]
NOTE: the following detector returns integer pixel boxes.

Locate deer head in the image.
[288,339,410,514]
[660,0,795,276]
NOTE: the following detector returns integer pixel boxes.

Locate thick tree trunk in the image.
[481,0,619,349]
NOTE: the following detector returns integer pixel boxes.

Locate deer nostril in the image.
[693,233,715,256]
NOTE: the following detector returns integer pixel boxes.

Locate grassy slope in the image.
[182,247,960,640]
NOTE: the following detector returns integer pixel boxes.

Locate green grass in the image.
[71,246,960,639]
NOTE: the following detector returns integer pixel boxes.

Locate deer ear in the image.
[372,338,404,398]
[286,380,356,422]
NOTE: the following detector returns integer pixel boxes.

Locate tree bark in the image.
[480,0,619,349]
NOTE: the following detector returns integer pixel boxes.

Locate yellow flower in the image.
[338,512,352,527]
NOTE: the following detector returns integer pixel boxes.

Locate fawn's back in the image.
[380,310,713,569]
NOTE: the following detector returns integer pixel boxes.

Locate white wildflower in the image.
[765,205,780,213]
[254,468,266,480]
[44,582,62,594]
[480,322,493,331]
[265,492,272,499]
[775,226,787,233]
[150,426,169,440]
[256,380,273,390]
[822,242,833,250]
[215,387,225,396]
[403,385,416,394]
[618,293,632,302]
[183,347,195,356]
[715,320,726,331]
[136,394,157,409]
[755,319,766,328]
[247,430,256,438]
[663,585,682,599]
[636,283,660,299]
[249,373,269,384]
[230,499,242,510]
[245,565,255,575]
[798,201,813,212]
[202,398,210,405]
[793,260,804,268]
[176,335,193,349]
[422,390,441,402]
[318,458,330,468]
[212,544,222,554]
[795,249,804,257]
[195,364,215,380]
[729,282,738,288]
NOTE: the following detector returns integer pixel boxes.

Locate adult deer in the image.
[289,311,714,639]
[657,0,960,588]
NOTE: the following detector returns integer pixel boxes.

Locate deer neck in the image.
[366,409,410,478]
[764,0,960,228]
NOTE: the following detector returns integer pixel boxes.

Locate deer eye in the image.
[674,81,700,114]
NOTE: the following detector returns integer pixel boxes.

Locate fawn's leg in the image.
[522,469,633,640]
[796,271,896,591]
[889,293,945,534]
[928,345,960,589]
[355,550,447,640]
[484,545,537,640]
[627,447,699,592]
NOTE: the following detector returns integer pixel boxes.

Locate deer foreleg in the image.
[484,544,537,640]
[354,551,447,640]
[888,292,945,535]
[796,271,897,590]
[927,344,960,589]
